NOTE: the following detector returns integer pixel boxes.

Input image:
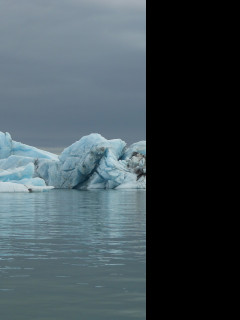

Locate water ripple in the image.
[0,190,146,320]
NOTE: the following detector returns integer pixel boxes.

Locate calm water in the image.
[0,190,146,320]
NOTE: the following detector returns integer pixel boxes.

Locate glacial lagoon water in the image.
[0,190,146,320]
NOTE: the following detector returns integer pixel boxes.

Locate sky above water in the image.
[0,0,146,147]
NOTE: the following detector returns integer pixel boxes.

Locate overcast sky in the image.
[0,0,146,147]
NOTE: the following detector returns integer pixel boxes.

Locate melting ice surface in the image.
[0,132,146,192]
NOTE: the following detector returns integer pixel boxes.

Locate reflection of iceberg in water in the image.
[0,131,146,192]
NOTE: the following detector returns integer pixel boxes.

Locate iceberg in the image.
[121,141,146,160]
[0,182,30,193]
[0,163,35,182]
[0,131,146,192]
[0,182,53,193]
[0,132,58,160]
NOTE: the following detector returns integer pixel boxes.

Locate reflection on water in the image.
[0,190,146,320]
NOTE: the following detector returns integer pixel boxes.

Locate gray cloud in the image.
[0,0,146,147]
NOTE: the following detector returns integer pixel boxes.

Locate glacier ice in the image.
[0,132,58,161]
[0,182,53,193]
[0,182,30,193]
[121,141,146,160]
[0,131,146,192]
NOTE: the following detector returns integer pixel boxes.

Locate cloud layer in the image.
[0,0,146,147]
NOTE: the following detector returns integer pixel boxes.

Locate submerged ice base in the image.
[0,132,146,192]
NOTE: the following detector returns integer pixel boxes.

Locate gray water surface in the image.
[0,190,146,320]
